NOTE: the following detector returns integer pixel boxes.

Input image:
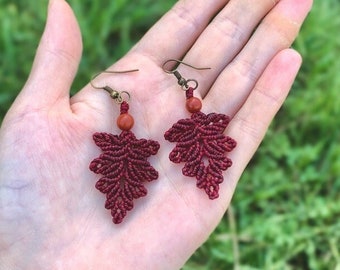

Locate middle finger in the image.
[178,0,279,97]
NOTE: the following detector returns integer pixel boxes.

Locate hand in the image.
[0,0,312,269]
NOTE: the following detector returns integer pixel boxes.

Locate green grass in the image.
[1,0,340,269]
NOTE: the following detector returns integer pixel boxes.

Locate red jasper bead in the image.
[186,97,202,113]
[117,113,134,131]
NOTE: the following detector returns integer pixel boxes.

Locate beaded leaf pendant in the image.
[90,101,160,224]
[164,87,236,199]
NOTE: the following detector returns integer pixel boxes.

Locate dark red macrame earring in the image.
[89,70,160,224]
[162,59,236,200]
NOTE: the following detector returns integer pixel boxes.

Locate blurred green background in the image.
[0,0,339,269]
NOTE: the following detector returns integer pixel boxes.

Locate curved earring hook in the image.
[162,59,210,91]
[162,59,211,74]
[90,69,139,103]
[90,69,139,89]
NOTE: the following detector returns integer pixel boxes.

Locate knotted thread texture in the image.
[89,131,160,224]
[164,112,236,199]
[120,101,129,114]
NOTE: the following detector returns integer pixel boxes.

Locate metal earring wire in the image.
[90,69,139,103]
[162,59,211,91]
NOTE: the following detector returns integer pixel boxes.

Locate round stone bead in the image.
[117,113,134,131]
[186,97,202,113]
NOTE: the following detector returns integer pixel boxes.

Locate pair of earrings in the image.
[89,59,237,224]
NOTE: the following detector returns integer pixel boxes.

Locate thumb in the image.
[15,0,82,110]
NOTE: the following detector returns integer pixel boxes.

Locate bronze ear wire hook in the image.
[162,59,211,91]
[90,69,139,103]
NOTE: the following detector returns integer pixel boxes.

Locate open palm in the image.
[0,0,312,269]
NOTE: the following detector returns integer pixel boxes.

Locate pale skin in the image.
[0,0,312,269]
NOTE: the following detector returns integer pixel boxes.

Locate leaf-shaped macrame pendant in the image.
[89,101,159,224]
[90,131,159,224]
[164,111,236,199]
